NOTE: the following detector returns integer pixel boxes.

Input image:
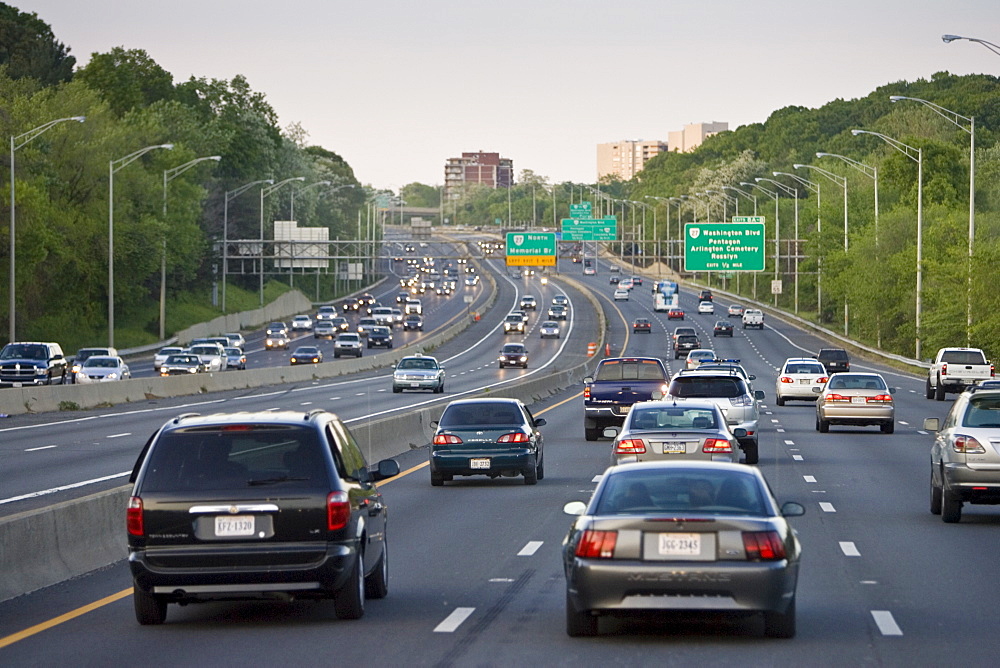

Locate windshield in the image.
[83,358,119,368]
[784,363,826,374]
[826,375,886,391]
[964,395,1000,427]
[941,350,988,365]
[670,377,745,398]
[439,403,523,428]
[166,355,198,364]
[630,407,718,430]
[594,360,666,381]
[1,344,49,360]
[398,358,437,370]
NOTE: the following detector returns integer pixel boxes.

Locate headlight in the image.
[34,367,46,375]
[107,373,118,380]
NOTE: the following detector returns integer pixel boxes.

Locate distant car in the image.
[548,304,568,320]
[224,333,246,350]
[333,333,363,358]
[395,292,409,303]
[367,326,394,349]
[698,300,715,315]
[520,295,537,310]
[562,461,803,638]
[728,304,744,318]
[403,314,424,331]
[291,315,313,330]
[430,398,546,486]
[699,289,713,301]
[609,275,620,284]
[390,308,404,325]
[498,343,529,369]
[265,322,290,350]
[371,307,395,327]
[815,372,895,434]
[159,354,206,376]
[224,347,247,370]
[713,320,734,337]
[503,313,526,334]
[674,334,701,359]
[630,276,643,286]
[464,275,480,286]
[188,344,228,372]
[70,347,119,382]
[686,348,717,369]
[583,266,596,276]
[314,305,338,321]
[153,346,184,372]
[357,317,379,337]
[540,321,561,339]
[75,355,131,383]
[775,358,828,405]
[392,354,445,393]
[290,346,323,365]
[632,318,652,334]
[667,308,685,320]
[404,298,423,315]
[314,320,337,339]
[552,295,569,306]
[331,316,350,332]
[672,326,696,343]
[618,278,634,291]
[816,348,850,374]
[608,400,744,465]
[613,288,630,301]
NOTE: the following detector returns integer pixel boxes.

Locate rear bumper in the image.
[818,405,894,424]
[431,448,535,476]
[942,464,1000,503]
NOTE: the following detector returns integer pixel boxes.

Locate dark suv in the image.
[816,348,850,374]
[699,289,713,302]
[674,334,701,359]
[126,410,400,625]
[0,342,67,386]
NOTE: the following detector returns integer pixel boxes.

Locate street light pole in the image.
[852,129,923,358]
[259,177,305,306]
[942,33,1000,56]
[9,116,85,342]
[162,155,221,339]
[222,179,273,313]
[109,143,173,348]
[890,95,975,345]
[289,180,331,221]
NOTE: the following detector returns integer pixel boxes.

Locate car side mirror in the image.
[923,417,940,432]
[563,501,587,516]
[733,428,748,438]
[753,390,765,401]
[748,375,756,381]
[781,501,806,517]
[372,459,400,481]
[534,418,547,427]
[811,386,822,394]
[583,376,594,384]
[602,426,619,438]
[889,387,896,394]
[430,420,439,429]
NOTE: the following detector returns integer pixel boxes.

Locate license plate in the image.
[658,533,701,556]
[799,379,811,384]
[215,515,254,537]
[410,382,420,387]
[852,396,866,404]
[657,441,686,454]
[470,458,491,469]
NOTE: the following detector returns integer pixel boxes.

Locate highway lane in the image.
[3,284,999,664]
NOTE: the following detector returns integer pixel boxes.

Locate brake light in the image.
[497,432,530,443]
[575,530,617,558]
[702,438,732,453]
[327,491,350,530]
[127,496,144,536]
[825,393,850,402]
[433,433,463,445]
[818,377,829,384]
[992,365,996,378]
[941,363,948,376]
[954,434,986,454]
[615,439,646,454]
[742,531,786,560]
[869,394,893,403]
[584,385,591,400]
[779,376,794,384]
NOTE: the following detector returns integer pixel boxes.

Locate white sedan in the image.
[613,288,630,301]
[697,300,715,314]
[775,357,829,406]
[291,314,313,330]
[75,356,131,383]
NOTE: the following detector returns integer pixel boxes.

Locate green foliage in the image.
[0,3,74,85]
[75,47,174,116]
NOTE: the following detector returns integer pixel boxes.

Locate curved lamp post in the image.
[222,179,273,313]
[794,164,848,333]
[109,143,173,348]
[259,177,305,305]
[9,116,85,341]
[723,185,758,216]
[289,180,331,221]
[942,34,1000,56]
[852,128,923,359]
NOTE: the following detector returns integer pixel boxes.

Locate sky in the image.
[20,0,1000,192]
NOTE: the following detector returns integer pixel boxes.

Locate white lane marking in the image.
[777,428,785,433]
[784,440,795,445]
[803,475,817,483]
[840,541,861,556]
[25,445,57,452]
[355,392,366,396]
[820,502,837,512]
[0,471,130,505]
[770,419,780,423]
[792,455,804,461]
[329,397,341,401]
[518,541,543,556]
[898,421,909,426]
[764,411,773,415]
[592,475,603,483]
[489,578,514,583]
[106,433,131,439]
[917,430,928,435]
[377,389,387,392]
[861,580,878,585]
[871,610,903,636]
[789,448,800,451]
[434,607,475,633]
[300,402,313,406]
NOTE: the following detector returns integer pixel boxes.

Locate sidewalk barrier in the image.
[587,342,597,357]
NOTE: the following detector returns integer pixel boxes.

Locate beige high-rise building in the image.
[596,139,668,181]
[668,121,729,153]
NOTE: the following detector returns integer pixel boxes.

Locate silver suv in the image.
[925,387,1000,523]
[665,369,765,464]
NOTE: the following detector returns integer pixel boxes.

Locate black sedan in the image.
[290,346,324,365]
[562,461,804,638]
[367,326,394,348]
[498,343,529,368]
[713,320,734,337]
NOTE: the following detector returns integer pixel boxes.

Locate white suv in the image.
[775,358,828,406]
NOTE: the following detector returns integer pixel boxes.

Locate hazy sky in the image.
[21,0,1000,191]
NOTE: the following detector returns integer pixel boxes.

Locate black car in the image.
[713,320,734,337]
[674,334,701,359]
[816,348,850,373]
[367,326,394,349]
[429,398,546,486]
[699,289,714,302]
[126,410,400,624]
[403,314,424,331]
[290,346,323,365]
[499,343,529,368]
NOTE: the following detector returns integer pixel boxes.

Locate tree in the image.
[0,3,74,85]
[76,47,175,116]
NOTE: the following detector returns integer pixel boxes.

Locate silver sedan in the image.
[814,372,895,433]
[606,400,744,465]
[75,356,131,383]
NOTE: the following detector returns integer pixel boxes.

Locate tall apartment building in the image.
[444,151,514,199]
[668,121,729,153]
[596,139,668,181]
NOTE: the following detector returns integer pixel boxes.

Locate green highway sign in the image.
[560,217,617,241]
[731,216,765,224]
[684,222,766,272]
[506,232,557,266]
[570,202,593,219]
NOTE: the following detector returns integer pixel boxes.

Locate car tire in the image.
[536,452,545,480]
[566,591,598,637]
[364,541,389,599]
[925,379,934,399]
[935,378,946,401]
[585,425,600,441]
[742,441,759,465]
[763,597,796,638]
[392,386,402,393]
[334,552,366,619]
[941,491,962,523]
[133,585,167,625]
[818,418,829,433]
[881,421,895,434]
[334,353,341,358]
[523,456,538,485]
[776,395,785,406]
[930,472,943,515]
[430,472,445,487]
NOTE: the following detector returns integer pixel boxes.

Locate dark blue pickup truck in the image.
[583,357,669,441]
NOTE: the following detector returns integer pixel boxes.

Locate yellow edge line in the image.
[0,588,132,649]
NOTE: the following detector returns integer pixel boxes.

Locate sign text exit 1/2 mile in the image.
[684,222,766,272]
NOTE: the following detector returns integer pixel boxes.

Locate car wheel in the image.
[334,353,341,358]
[523,456,538,485]
[430,471,445,487]
[763,597,796,638]
[935,379,946,401]
[742,441,759,465]
[930,472,943,515]
[334,551,366,619]
[498,362,503,368]
[392,386,402,393]
[566,591,598,637]
[437,383,445,393]
[881,421,895,434]
[585,425,600,441]
[776,395,785,406]
[364,540,389,599]
[133,585,167,625]
[536,452,545,480]
[818,418,830,433]
[941,491,962,523]
[925,379,934,400]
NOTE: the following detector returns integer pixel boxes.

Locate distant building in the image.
[444,151,514,199]
[596,139,668,181]
[668,121,728,153]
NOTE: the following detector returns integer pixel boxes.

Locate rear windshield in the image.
[826,375,886,391]
[139,425,328,492]
[941,350,988,365]
[630,406,718,430]
[669,376,745,398]
[595,360,667,381]
[595,469,766,515]
[439,403,523,428]
[964,395,1000,427]
[784,362,826,374]
[818,349,848,361]
[676,336,698,344]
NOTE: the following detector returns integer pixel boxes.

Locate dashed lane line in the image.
[840,542,861,556]
[871,610,903,636]
[517,541,543,556]
[434,607,476,633]
[819,502,837,512]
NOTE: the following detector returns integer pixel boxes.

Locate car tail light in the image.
[584,385,591,400]
[779,376,794,384]
[817,376,829,384]
[825,393,850,402]
[992,365,996,378]
[702,438,732,453]
[742,531,786,561]
[730,394,754,407]
[953,434,986,454]
[868,394,893,403]
[615,439,646,454]
[127,496,144,536]
[497,432,530,443]
[941,363,948,376]
[327,491,350,530]
[433,433,463,445]
[576,530,617,558]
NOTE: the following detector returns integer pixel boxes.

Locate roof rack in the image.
[172,412,200,424]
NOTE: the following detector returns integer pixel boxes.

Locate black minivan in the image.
[127,410,399,625]
[816,348,850,373]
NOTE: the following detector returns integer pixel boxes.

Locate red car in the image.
[632,318,652,334]
[667,308,685,320]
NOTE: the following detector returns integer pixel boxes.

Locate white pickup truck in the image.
[927,347,994,401]
[742,309,765,329]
